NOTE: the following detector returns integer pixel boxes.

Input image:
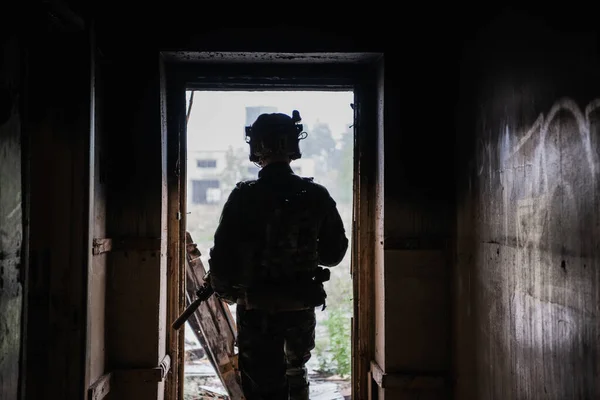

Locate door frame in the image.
[161,52,384,400]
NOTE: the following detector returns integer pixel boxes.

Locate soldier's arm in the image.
[208,185,243,301]
[317,194,349,267]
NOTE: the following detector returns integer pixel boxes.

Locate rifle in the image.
[313,266,330,310]
[172,267,332,330]
[171,271,214,330]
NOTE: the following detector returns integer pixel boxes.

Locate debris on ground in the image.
[187,387,228,400]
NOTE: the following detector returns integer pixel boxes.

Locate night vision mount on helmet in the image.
[245,110,308,163]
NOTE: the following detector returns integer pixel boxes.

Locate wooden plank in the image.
[164,67,186,400]
[92,238,112,255]
[352,62,381,400]
[370,360,384,388]
[185,232,236,351]
[384,250,450,372]
[113,356,170,384]
[88,373,111,400]
[370,361,446,389]
[87,40,108,393]
[159,354,171,379]
[185,269,217,370]
[114,368,163,383]
[92,237,161,255]
[184,232,243,399]
[102,54,168,400]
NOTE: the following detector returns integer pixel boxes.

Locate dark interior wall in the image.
[14,4,93,397]
[8,2,600,399]
[380,31,457,400]
[17,6,474,399]
[3,4,96,396]
[455,11,600,400]
[0,33,24,400]
[102,51,169,399]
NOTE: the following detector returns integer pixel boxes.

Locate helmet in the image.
[245,110,306,163]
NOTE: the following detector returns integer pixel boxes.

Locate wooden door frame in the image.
[161,52,384,400]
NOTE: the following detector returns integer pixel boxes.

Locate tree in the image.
[300,122,336,160]
[320,124,353,204]
[219,146,248,198]
[335,127,354,204]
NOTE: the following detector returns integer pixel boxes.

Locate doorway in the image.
[163,53,383,400]
[183,90,354,399]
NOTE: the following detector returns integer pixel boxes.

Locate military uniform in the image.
[209,161,348,400]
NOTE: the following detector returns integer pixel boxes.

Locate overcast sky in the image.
[186,91,354,152]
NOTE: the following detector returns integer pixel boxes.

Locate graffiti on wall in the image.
[476,97,600,398]
[503,99,598,247]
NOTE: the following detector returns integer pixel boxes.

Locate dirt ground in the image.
[184,358,351,399]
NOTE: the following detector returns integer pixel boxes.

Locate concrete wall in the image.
[455,12,600,399]
[0,33,24,400]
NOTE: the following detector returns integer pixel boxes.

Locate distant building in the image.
[186,150,228,205]
[187,150,316,205]
[187,106,316,205]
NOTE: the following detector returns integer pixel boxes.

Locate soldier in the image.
[208,110,349,400]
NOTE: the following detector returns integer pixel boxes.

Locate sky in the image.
[186,91,354,152]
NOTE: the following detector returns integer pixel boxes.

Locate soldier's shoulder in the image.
[234,179,258,189]
[230,180,260,200]
[298,177,332,197]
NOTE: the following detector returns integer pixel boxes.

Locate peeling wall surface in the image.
[455,14,600,400]
[0,35,23,400]
[25,31,91,399]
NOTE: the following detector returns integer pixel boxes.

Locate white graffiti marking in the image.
[491,98,600,352]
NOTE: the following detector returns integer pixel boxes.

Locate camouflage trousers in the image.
[236,305,316,400]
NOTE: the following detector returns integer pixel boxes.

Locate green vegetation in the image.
[324,305,352,378]
[315,269,352,378]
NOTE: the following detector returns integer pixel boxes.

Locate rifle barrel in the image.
[172,297,203,330]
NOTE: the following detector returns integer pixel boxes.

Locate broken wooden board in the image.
[185,231,244,399]
[196,387,229,400]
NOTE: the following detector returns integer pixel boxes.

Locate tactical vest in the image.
[237,176,321,287]
[260,177,320,281]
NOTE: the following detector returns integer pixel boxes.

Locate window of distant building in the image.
[197,159,217,168]
[192,179,220,204]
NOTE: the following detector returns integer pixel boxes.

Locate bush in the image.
[314,336,333,374]
[323,305,351,378]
